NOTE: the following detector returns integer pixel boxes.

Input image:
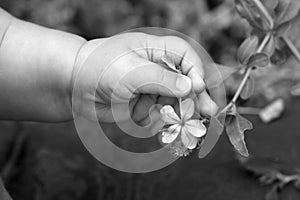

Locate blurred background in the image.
[0,0,300,199]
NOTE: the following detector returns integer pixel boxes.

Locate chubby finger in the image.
[125,58,192,98]
[195,91,219,117]
[137,35,206,93]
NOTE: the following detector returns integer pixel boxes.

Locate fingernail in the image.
[176,75,191,93]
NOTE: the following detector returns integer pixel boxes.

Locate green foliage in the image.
[237,36,259,64]
[238,155,300,200]
[199,0,300,159]
[220,104,253,157]
[247,53,270,68]
[240,76,255,99]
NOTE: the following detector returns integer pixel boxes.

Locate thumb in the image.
[126,59,192,97]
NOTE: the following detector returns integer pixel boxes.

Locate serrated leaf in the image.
[198,116,224,158]
[240,76,255,100]
[225,105,252,157]
[237,36,259,64]
[205,64,239,89]
[275,0,300,26]
[247,52,270,68]
[263,35,275,56]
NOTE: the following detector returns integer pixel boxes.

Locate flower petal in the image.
[160,105,180,125]
[185,119,207,137]
[181,127,198,149]
[181,98,195,121]
[162,124,180,143]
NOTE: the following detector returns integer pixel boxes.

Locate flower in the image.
[169,141,192,157]
[160,98,207,150]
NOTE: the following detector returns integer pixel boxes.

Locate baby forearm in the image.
[0,13,86,122]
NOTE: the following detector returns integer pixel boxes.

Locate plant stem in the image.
[230,33,271,104]
[179,97,182,118]
[231,68,252,103]
[252,0,274,29]
[178,69,183,118]
[257,32,272,53]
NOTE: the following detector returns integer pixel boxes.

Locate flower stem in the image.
[230,33,271,104]
[178,68,183,118]
[231,67,252,103]
[257,32,272,53]
[179,97,182,118]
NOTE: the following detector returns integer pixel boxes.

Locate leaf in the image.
[236,0,269,31]
[237,36,259,64]
[205,64,239,89]
[274,35,285,50]
[276,21,291,37]
[225,105,252,157]
[271,48,287,65]
[275,0,300,26]
[265,185,279,200]
[0,179,12,200]
[198,116,224,158]
[275,0,291,23]
[263,35,275,56]
[247,52,270,68]
[161,55,179,73]
[240,76,255,100]
[263,0,279,11]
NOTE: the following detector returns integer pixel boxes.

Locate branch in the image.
[231,33,271,104]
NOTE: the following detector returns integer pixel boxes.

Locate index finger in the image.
[134,34,206,94]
